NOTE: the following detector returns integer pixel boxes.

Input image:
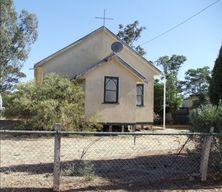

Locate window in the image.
[137,84,144,106]
[104,76,119,103]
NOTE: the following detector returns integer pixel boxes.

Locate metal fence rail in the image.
[0,128,222,191]
[1,129,221,136]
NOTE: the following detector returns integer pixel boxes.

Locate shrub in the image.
[4,73,101,131]
[63,160,95,181]
[190,103,222,179]
[190,103,222,133]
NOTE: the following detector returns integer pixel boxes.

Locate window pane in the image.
[104,77,118,103]
[136,84,144,106]
[137,85,142,95]
[105,90,117,102]
[106,79,117,90]
[137,96,142,106]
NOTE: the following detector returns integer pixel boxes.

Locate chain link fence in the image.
[0,132,54,191]
[0,129,222,191]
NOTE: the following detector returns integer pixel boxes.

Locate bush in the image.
[63,160,95,181]
[190,103,222,179]
[4,73,101,131]
[190,103,222,133]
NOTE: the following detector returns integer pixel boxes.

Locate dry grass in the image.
[0,133,221,191]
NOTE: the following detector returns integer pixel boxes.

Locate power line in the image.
[140,0,221,46]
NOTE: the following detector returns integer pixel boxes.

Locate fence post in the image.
[133,125,136,145]
[109,125,112,132]
[53,123,61,191]
[121,125,124,132]
[200,126,214,181]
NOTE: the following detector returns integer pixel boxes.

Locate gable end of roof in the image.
[34,26,106,68]
[103,27,161,75]
[74,53,146,81]
[34,26,161,75]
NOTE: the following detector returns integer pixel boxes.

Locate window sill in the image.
[137,105,144,107]
[102,102,120,104]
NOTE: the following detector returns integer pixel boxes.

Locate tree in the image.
[116,21,146,56]
[209,46,222,105]
[181,67,210,96]
[156,55,186,120]
[4,74,100,131]
[0,0,38,92]
[180,66,211,107]
[154,79,164,116]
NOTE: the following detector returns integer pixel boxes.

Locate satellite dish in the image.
[111,42,123,53]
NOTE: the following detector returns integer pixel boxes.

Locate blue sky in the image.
[14,0,222,82]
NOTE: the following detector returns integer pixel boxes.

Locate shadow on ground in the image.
[1,181,222,192]
[0,188,52,192]
[1,153,221,191]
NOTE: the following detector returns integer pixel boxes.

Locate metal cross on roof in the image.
[96,9,113,26]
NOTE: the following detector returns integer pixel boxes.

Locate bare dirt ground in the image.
[0,132,221,191]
